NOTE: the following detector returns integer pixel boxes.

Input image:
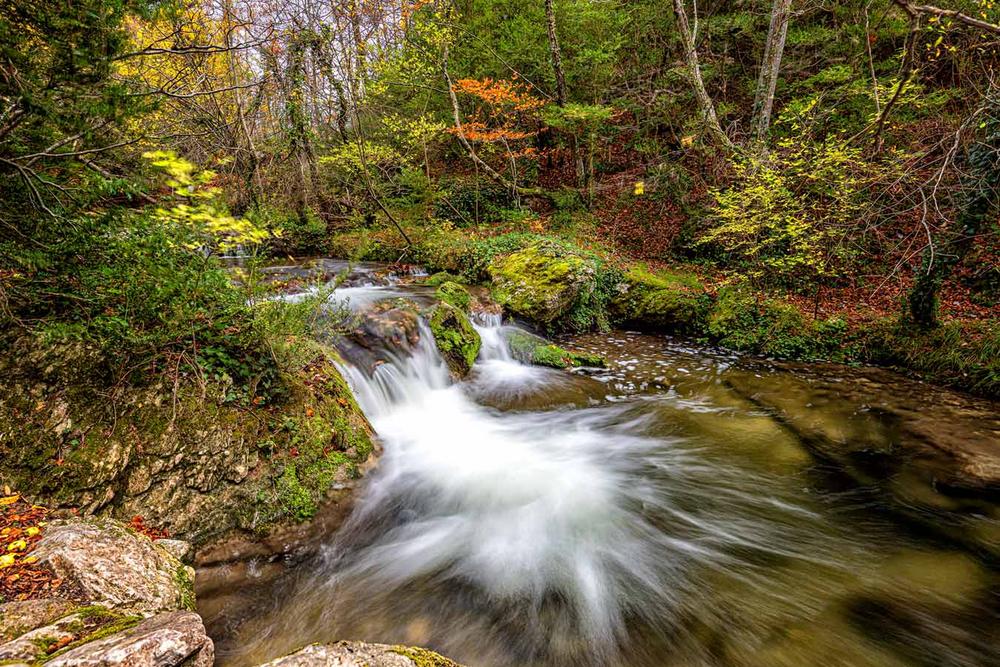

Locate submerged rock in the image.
[339,299,422,373]
[488,244,594,325]
[428,303,481,379]
[259,641,463,667]
[32,519,195,615]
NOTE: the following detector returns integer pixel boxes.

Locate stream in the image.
[200,260,1000,667]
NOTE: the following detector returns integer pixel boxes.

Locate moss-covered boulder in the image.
[435,281,471,312]
[488,244,595,325]
[428,303,481,378]
[423,271,465,287]
[506,330,604,369]
[610,267,709,333]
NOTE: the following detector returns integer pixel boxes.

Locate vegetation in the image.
[0,0,998,421]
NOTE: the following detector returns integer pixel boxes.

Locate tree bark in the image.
[672,0,732,148]
[544,0,567,106]
[750,0,792,147]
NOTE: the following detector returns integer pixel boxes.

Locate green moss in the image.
[424,271,465,287]
[706,284,845,359]
[428,303,481,377]
[390,645,462,667]
[506,330,605,369]
[610,267,709,333]
[174,565,196,611]
[435,281,471,312]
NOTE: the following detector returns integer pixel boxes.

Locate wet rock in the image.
[506,330,604,369]
[339,299,422,373]
[32,519,195,614]
[429,303,481,379]
[259,641,462,667]
[0,598,76,642]
[45,611,213,667]
[488,244,594,325]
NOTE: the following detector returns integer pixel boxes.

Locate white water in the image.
[284,311,866,664]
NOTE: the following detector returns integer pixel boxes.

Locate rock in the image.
[338,299,422,373]
[0,598,75,642]
[155,539,193,565]
[488,244,594,325]
[0,611,86,662]
[505,330,604,369]
[259,641,462,667]
[609,267,708,333]
[45,611,213,667]
[434,281,471,312]
[428,303,481,378]
[31,519,195,614]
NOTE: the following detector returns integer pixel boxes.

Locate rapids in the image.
[201,261,1000,667]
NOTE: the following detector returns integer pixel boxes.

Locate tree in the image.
[909,95,1000,328]
[671,0,732,148]
[750,0,793,147]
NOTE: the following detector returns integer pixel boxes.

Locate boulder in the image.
[505,330,604,369]
[0,598,76,642]
[31,519,195,615]
[45,611,213,667]
[428,304,481,379]
[488,245,594,325]
[338,299,422,373]
[259,641,462,667]
[609,267,708,333]
[434,281,471,312]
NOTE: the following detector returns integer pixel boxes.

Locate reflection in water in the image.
[201,277,1000,667]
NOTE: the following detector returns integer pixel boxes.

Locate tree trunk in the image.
[750,0,792,147]
[672,0,732,148]
[544,0,567,106]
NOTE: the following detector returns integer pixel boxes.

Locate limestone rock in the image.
[259,641,462,667]
[32,519,194,615]
[45,611,213,667]
[0,611,84,662]
[0,598,76,642]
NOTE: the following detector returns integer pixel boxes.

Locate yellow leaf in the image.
[634,181,645,196]
[0,494,19,506]
[22,555,38,565]
[25,526,40,537]
[0,554,15,569]
[8,539,28,552]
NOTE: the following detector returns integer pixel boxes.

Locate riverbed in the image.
[200,260,1000,667]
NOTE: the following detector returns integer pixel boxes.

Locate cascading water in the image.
[204,268,1000,667]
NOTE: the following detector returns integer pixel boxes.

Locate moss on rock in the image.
[506,330,605,369]
[435,281,471,312]
[488,244,595,326]
[610,267,710,334]
[428,304,481,378]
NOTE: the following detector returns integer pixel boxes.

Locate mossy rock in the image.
[610,267,709,333]
[428,303,481,378]
[506,330,605,369]
[435,281,471,312]
[487,244,595,325]
[423,271,466,287]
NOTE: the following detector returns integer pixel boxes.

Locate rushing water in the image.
[201,261,1000,667]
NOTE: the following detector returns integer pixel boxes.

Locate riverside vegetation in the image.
[0,0,999,664]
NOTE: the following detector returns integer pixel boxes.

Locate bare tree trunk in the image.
[672,0,732,148]
[544,0,567,106]
[750,0,792,147]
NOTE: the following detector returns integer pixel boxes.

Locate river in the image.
[200,259,1000,667]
